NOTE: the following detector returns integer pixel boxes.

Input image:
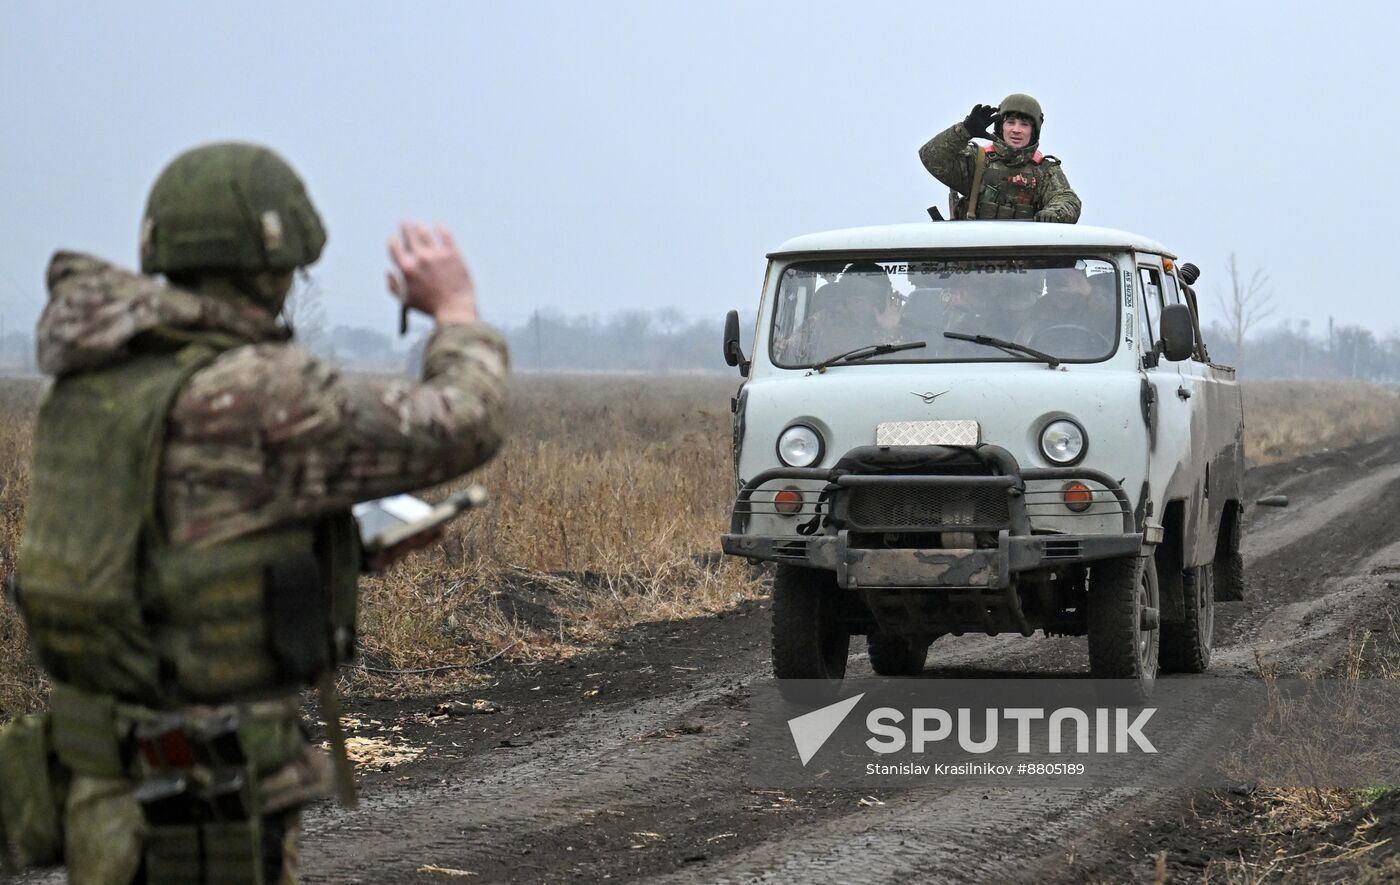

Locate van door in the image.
[1135,255,1194,532]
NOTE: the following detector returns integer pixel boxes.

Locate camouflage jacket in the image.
[918,122,1082,223]
[36,252,510,546]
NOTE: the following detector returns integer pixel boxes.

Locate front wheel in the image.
[867,631,933,677]
[771,565,850,682]
[1087,555,1160,698]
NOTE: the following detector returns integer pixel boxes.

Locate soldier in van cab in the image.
[919,93,1082,224]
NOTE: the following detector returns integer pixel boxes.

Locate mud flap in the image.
[0,713,67,871]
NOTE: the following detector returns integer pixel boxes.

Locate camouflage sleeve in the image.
[160,322,510,546]
[917,122,976,194]
[1036,161,1082,224]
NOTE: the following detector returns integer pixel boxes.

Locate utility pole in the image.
[532,309,542,369]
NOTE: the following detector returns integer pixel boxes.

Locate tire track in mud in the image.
[296,437,1400,884]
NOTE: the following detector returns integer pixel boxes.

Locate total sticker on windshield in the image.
[904,260,1030,277]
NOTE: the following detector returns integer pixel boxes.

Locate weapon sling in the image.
[965,145,988,219]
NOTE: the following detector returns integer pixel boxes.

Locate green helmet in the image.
[996,93,1044,142]
[140,142,327,276]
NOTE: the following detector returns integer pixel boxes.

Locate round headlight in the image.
[777,424,823,467]
[1040,419,1087,465]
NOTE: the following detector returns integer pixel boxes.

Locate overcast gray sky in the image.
[2,1,1394,338]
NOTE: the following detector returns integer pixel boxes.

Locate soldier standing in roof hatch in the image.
[919,93,1082,223]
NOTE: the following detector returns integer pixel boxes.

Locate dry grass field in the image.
[349,374,759,695]
[1244,380,1400,465]
[2,374,1399,714]
[0,380,43,718]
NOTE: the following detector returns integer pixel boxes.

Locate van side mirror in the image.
[1159,303,1196,362]
[723,310,750,375]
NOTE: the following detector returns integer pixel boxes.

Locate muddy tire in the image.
[867,631,931,677]
[1087,555,1159,697]
[1214,506,1245,601]
[1161,564,1214,673]
[771,565,850,682]
[1215,551,1245,602]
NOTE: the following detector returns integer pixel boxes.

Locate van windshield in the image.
[769,256,1120,368]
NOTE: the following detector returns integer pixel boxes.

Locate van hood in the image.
[737,363,1147,486]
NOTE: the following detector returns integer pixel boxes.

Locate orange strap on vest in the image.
[983,143,1044,164]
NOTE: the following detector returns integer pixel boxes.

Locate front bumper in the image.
[721,530,1142,588]
[721,444,1142,590]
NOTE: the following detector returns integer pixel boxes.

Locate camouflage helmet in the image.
[995,93,1044,142]
[140,142,326,276]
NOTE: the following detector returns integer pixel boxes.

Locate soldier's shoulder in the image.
[171,342,341,444]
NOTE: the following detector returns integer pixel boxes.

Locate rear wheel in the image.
[1161,564,1214,673]
[771,565,850,682]
[1214,505,1245,601]
[867,631,932,676]
[1087,555,1160,698]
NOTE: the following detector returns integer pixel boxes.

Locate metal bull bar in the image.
[728,444,1135,537]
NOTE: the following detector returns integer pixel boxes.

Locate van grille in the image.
[845,485,1010,532]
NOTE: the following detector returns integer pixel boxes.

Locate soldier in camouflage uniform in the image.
[919,93,1082,223]
[8,143,509,883]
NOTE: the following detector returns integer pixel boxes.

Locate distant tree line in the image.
[3,303,1398,381]
[501,308,749,373]
[305,307,1400,382]
[1201,319,1400,382]
[307,310,750,374]
[0,331,35,373]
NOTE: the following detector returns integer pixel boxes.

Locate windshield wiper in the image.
[810,340,927,374]
[943,332,1060,368]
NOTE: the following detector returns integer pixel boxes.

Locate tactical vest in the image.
[966,144,1048,220]
[17,335,360,713]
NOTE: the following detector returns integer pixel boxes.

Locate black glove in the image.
[963,103,999,139]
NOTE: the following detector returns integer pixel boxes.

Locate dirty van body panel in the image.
[1184,355,1244,567]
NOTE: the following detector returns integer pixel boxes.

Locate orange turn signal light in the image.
[1062,481,1093,513]
[774,488,804,515]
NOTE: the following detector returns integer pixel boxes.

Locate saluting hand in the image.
[964,103,1000,140]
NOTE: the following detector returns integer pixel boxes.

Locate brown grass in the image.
[0,378,44,718]
[1244,381,1400,466]
[347,374,762,694]
[1201,611,1400,882]
[3,376,1400,709]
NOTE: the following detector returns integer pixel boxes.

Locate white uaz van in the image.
[720,222,1245,697]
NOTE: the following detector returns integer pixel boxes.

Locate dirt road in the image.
[298,437,1400,883]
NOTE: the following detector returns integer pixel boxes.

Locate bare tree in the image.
[1216,252,1274,369]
